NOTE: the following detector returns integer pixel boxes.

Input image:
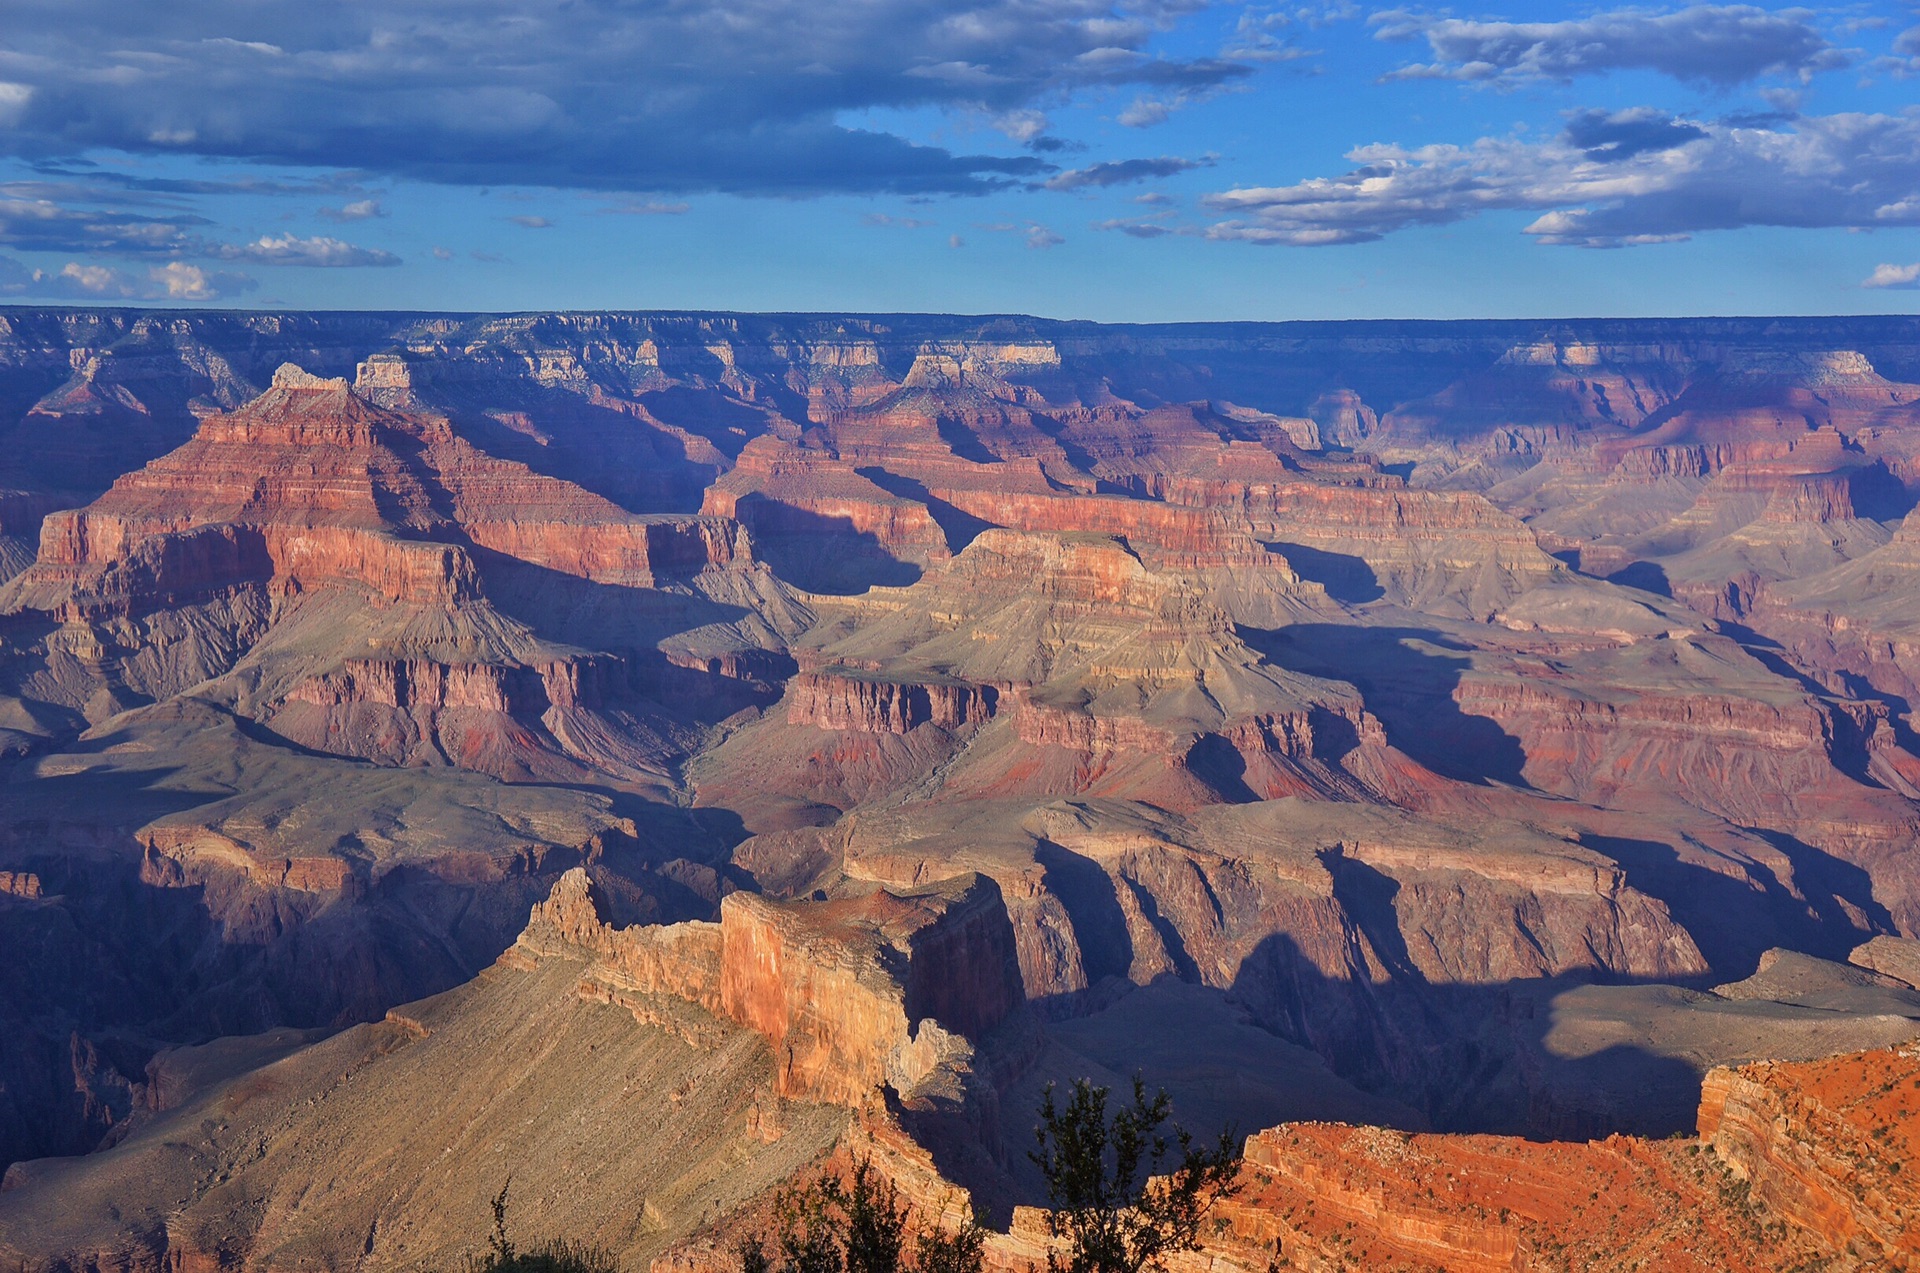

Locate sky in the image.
[1,1,1919,321]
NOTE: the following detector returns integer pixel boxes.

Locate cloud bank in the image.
[0,195,398,266]
[1204,109,1920,247]
[0,0,1248,196]
[1376,5,1845,86]
[0,252,255,300]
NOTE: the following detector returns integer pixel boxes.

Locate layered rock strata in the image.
[519,868,1024,1104]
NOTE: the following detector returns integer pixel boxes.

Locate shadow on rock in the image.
[1270,542,1385,604]
[1225,931,1709,1140]
[731,496,923,594]
[1244,623,1530,786]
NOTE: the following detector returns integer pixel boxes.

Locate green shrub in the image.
[466,1182,621,1273]
[737,1157,986,1273]
[1029,1077,1244,1273]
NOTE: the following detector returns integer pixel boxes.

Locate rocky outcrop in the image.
[972,1042,1919,1273]
[1169,1120,1810,1272]
[1848,935,1920,988]
[785,671,998,734]
[1699,1045,1920,1269]
[517,868,1024,1105]
[0,915,855,1273]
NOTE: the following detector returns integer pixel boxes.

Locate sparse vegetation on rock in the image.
[465,1183,621,1273]
[1029,1078,1244,1273]
[736,1159,986,1273]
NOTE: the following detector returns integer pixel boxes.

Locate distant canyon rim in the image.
[0,309,1919,1270]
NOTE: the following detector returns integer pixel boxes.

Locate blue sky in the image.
[1,1,1918,320]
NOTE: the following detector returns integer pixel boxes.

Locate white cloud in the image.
[0,195,205,255]
[1225,9,1313,63]
[1202,109,1920,248]
[150,261,220,299]
[1878,23,1920,77]
[57,262,125,295]
[22,259,255,300]
[0,83,32,128]
[209,233,402,266]
[993,110,1050,143]
[1376,5,1845,86]
[318,198,384,222]
[1864,263,1920,289]
[1119,97,1173,128]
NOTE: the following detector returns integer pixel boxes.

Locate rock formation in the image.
[0,309,1917,1265]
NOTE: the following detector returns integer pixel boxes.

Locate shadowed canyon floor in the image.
[2,310,1920,1268]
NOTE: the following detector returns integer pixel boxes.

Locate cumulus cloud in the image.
[1046,156,1212,190]
[208,233,401,266]
[993,111,1051,144]
[15,259,256,300]
[1864,263,1920,289]
[1202,109,1920,247]
[508,216,554,229]
[1118,98,1175,128]
[1878,23,1920,77]
[148,261,243,299]
[0,0,1249,196]
[1376,5,1845,86]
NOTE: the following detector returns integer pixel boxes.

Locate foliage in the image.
[737,1158,986,1273]
[913,1217,987,1273]
[465,1181,622,1273]
[1029,1077,1244,1273]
